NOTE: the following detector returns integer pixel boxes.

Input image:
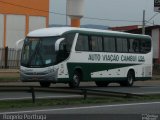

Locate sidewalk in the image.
[0,69,19,73]
[152,75,160,80]
[0,69,19,81]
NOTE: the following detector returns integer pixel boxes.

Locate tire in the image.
[120,71,134,87]
[95,81,109,87]
[40,82,51,87]
[69,71,81,88]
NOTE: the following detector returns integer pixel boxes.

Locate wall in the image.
[0,0,49,48]
[152,29,159,59]
[0,0,49,17]
[0,14,4,48]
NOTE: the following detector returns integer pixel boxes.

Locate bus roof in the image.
[27,27,150,39]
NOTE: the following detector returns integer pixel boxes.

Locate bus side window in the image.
[140,40,146,53]
[116,38,128,53]
[63,33,76,52]
[103,37,116,52]
[145,40,151,53]
[132,39,140,53]
[90,36,102,52]
[76,34,89,51]
[140,39,151,53]
[128,39,135,53]
[56,40,68,63]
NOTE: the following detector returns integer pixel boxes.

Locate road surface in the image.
[0,102,160,120]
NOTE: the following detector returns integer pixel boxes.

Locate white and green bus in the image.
[20,27,152,88]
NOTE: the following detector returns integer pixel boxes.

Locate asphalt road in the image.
[0,91,82,101]
[0,81,160,120]
[0,102,160,120]
[2,102,160,114]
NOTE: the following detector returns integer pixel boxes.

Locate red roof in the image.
[110,25,141,31]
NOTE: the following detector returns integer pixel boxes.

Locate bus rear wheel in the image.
[120,71,134,87]
[40,82,51,87]
[69,71,81,88]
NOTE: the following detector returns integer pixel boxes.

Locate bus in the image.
[20,27,152,88]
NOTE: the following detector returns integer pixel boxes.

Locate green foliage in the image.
[0,95,160,110]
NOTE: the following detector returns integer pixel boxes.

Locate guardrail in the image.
[0,86,145,103]
[80,88,143,100]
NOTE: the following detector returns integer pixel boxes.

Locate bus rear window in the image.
[129,39,151,53]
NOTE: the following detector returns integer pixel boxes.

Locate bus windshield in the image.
[21,36,59,67]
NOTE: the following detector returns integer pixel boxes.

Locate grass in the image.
[0,77,19,82]
[0,95,160,110]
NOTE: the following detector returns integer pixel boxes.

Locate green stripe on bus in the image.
[67,63,139,81]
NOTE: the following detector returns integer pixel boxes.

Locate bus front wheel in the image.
[40,82,51,87]
[69,71,81,88]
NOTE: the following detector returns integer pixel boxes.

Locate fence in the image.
[0,47,21,69]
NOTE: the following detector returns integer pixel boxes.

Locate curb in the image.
[0,69,19,73]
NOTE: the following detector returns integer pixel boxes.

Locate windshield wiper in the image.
[34,45,44,66]
[27,41,41,66]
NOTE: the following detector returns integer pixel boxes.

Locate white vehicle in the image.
[20,27,152,88]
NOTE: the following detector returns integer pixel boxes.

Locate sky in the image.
[49,0,160,27]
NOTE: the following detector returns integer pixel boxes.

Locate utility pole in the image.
[66,0,68,26]
[142,10,146,34]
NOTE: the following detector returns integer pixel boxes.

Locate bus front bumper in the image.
[20,70,58,83]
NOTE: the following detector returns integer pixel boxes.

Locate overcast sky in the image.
[49,0,160,27]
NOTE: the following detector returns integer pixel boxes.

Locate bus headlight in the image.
[20,69,26,74]
[45,68,55,74]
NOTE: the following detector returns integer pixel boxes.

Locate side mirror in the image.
[55,38,65,51]
[15,38,24,50]
[59,42,67,51]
